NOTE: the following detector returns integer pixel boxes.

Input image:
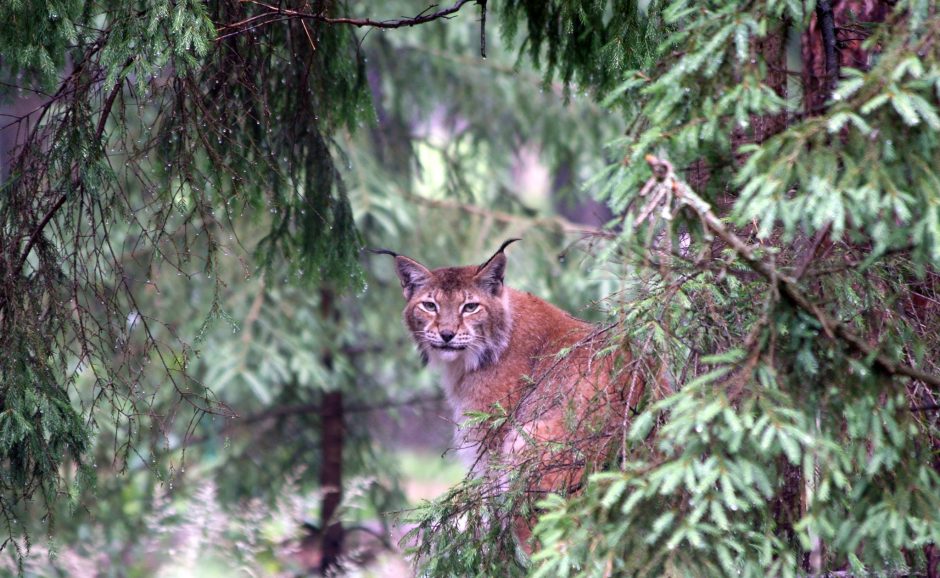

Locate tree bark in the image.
[753,24,789,144]
[318,287,345,575]
[318,389,345,575]
[927,543,940,578]
[802,0,890,113]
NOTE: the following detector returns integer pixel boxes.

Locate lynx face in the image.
[390,246,515,372]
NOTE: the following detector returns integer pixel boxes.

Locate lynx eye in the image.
[462,302,479,313]
[420,301,437,312]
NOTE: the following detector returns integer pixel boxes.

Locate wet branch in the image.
[12,64,130,281]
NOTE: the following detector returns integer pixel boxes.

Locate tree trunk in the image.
[928,541,940,578]
[802,0,890,113]
[318,287,345,575]
[318,389,345,575]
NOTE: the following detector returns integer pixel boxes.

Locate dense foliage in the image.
[410,1,940,577]
[1,0,372,549]
[1,0,623,573]
[1,0,939,576]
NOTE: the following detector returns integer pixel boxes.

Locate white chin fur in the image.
[431,349,463,363]
[428,347,488,374]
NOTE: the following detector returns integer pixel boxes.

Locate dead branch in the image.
[217,0,481,41]
[641,154,940,391]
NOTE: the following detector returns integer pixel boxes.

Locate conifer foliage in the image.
[408,1,940,577]
[1,0,939,575]
[0,0,370,551]
[530,2,939,576]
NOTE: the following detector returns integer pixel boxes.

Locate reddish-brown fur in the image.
[383,242,644,500]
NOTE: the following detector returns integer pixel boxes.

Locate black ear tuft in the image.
[370,249,431,299]
[474,238,520,295]
[475,238,521,274]
[495,237,522,255]
[369,248,399,258]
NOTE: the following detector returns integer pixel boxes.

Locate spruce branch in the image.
[640,155,940,391]
[11,60,132,281]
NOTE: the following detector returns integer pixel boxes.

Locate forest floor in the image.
[350,450,463,577]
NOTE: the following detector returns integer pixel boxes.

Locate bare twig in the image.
[407,192,609,238]
[177,393,446,448]
[911,403,940,413]
[793,223,831,280]
[217,0,479,41]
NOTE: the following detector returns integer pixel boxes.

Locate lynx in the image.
[376,240,644,496]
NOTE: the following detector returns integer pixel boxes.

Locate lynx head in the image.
[376,239,519,372]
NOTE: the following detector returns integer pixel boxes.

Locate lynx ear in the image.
[370,249,432,299]
[475,238,520,295]
[395,256,433,299]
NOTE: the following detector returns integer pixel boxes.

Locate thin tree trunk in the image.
[802,0,890,113]
[319,389,345,575]
[318,287,345,575]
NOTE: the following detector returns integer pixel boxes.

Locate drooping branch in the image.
[217,0,482,42]
[11,62,131,281]
[639,155,940,391]
[161,393,446,451]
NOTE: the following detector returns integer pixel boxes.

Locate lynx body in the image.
[380,241,642,491]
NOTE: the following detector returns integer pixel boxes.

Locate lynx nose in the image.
[440,330,455,343]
